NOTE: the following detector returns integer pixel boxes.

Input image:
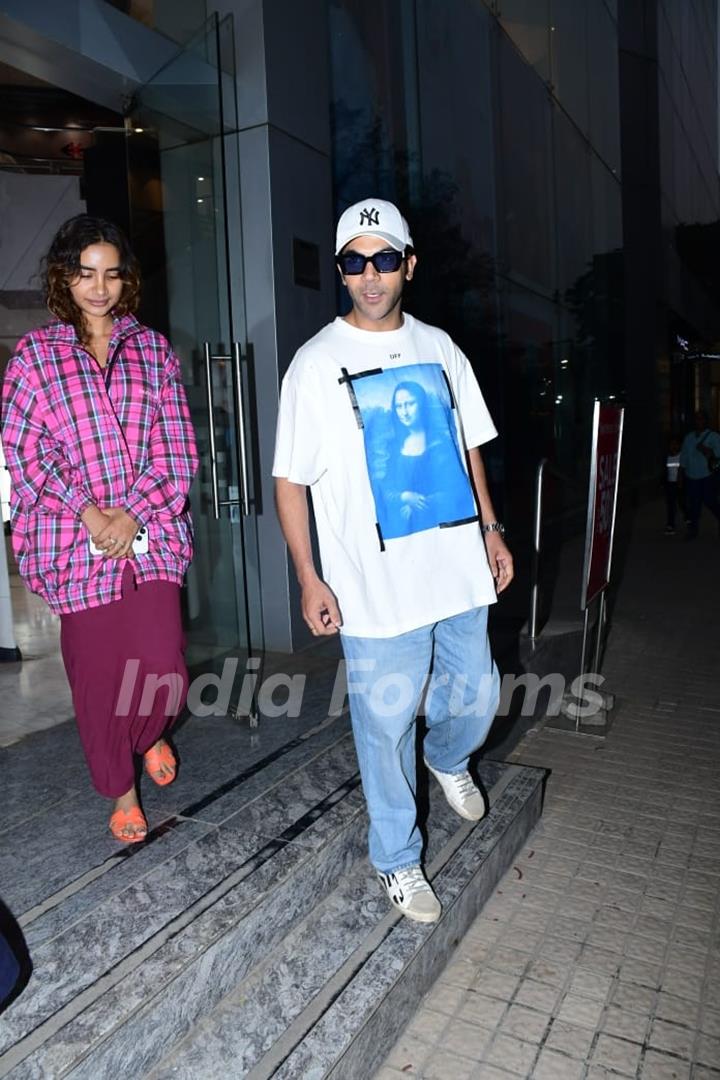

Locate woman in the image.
[1,215,198,842]
[376,380,475,539]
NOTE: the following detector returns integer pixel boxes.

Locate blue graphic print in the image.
[352,363,477,540]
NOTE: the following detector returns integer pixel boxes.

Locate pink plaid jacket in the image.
[1,314,199,613]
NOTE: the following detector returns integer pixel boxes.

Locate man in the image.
[679,410,720,539]
[273,199,512,923]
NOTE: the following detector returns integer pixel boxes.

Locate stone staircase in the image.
[0,710,544,1079]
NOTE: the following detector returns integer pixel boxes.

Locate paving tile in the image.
[472,970,520,1002]
[544,1019,596,1059]
[655,991,700,1028]
[423,1049,476,1079]
[692,1067,720,1080]
[577,945,622,978]
[567,969,614,1002]
[423,982,466,1017]
[386,1035,433,1074]
[442,1019,493,1062]
[498,1003,550,1044]
[509,907,553,933]
[486,946,532,976]
[468,916,507,945]
[555,991,605,1030]
[471,1065,518,1080]
[443,955,488,990]
[648,1018,695,1060]
[458,992,508,1029]
[531,1048,585,1080]
[600,1004,650,1043]
[591,1032,642,1075]
[639,1050,691,1079]
[661,967,705,1001]
[512,979,561,1013]
[406,1007,452,1043]
[483,1033,538,1075]
[700,1008,720,1038]
[696,1034,720,1069]
[611,979,657,1013]
[624,934,668,964]
[525,956,570,988]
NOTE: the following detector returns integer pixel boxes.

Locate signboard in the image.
[581,401,624,609]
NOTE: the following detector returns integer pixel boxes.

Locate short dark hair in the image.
[42,215,140,342]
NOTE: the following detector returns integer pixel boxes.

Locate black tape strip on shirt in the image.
[338,366,385,430]
[441,369,457,409]
[438,514,480,529]
[375,522,386,552]
[337,367,384,384]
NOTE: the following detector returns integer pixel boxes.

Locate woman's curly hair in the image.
[42,215,141,343]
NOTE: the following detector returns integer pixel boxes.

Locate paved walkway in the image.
[374,501,720,1080]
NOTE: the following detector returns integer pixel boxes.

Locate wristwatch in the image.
[482,521,506,537]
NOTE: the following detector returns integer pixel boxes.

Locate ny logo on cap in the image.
[359,207,380,226]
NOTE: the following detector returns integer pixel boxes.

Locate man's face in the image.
[337,235,416,332]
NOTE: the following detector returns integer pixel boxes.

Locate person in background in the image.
[679,410,720,540]
[664,435,682,535]
[1,215,198,843]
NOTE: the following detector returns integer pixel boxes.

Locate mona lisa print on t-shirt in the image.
[348,362,478,542]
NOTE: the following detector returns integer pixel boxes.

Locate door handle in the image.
[203,341,252,519]
[231,341,251,517]
[203,342,221,520]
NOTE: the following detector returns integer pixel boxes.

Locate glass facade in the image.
[329,0,624,527]
[655,0,720,433]
[105,0,208,44]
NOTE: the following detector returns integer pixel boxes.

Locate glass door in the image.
[125,14,262,693]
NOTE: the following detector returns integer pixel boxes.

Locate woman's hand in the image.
[81,505,110,539]
[92,508,140,559]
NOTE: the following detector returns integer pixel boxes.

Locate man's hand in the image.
[300,575,343,636]
[92,507,140,559]
[485,532,514,593]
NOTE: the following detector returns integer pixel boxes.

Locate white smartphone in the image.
[89,526,149,556]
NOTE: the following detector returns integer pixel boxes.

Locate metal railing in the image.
[528,457,586,641]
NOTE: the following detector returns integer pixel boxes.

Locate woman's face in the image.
[68,243,123,324]
[394,388,420,427]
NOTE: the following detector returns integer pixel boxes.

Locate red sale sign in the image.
[581,402,624,609]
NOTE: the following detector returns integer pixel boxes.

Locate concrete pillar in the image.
[216,0,335,652]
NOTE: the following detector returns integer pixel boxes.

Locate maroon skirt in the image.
[60,563,188,798]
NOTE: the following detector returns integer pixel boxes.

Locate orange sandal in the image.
[109,806,148,843]
[143,741,177,786]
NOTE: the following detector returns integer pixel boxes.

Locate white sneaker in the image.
[377,865,442,923]
[425,759,487,821]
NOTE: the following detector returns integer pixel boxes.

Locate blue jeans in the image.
[685,475,720,534]
[341,606,499,874]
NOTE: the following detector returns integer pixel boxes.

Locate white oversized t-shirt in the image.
[273,313,498,637]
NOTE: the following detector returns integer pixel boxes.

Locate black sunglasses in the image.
[337,249,404,275]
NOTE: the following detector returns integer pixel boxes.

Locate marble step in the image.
[146,762,545,1080]
[1,714,544,1080]
[0,715,367,1078]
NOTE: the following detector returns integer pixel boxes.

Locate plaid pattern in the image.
[1,314,199,613]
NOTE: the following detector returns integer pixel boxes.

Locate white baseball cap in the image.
[335,198,413,255]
